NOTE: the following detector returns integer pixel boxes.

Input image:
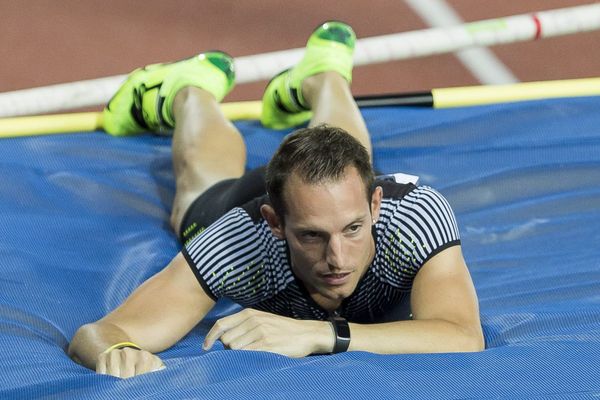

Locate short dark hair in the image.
[265,124,374,220]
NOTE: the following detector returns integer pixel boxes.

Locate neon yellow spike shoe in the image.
[103,51,235,136]
[261,21,356,130]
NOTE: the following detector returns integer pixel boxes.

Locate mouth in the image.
[319,272,351,286]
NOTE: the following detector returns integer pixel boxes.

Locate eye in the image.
[301,231,320,240]
[347,224,361,233]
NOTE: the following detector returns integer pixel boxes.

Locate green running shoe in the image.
[103,51,235,136]
[261,21,356,130]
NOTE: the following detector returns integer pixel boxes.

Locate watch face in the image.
[335,318,351,339]
[330,317,351,353]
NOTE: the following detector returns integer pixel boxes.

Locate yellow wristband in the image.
[102,341,142,354]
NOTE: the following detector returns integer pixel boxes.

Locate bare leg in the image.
[302,71,372,159]
[170,86,246,234]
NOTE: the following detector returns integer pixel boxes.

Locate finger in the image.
[203,311,252,350]
[119,348,137,379]
[150,356,166,373]
[96,353,107,375]
[107,350,121,378]
[243,339,273,353]
[227,325,263,350]
[221,317,260,348]
[204,315,239,349]
[243,336,291,356]
[131,351,158,376]
[133,351,151,376]
[203,324,224,350]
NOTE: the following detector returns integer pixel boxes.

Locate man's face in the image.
[281,166,381,310]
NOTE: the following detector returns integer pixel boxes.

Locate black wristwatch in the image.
[329,316,351,353]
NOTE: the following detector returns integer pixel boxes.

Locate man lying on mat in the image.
[69,21,484,379]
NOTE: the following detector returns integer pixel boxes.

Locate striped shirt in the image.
[182,181,460,323]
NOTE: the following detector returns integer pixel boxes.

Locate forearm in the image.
[68,321,132,369]
[348,319,484,354]
[307,320,337,354]
[68,253,216,376]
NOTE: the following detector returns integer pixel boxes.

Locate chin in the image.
[323,282,356,300]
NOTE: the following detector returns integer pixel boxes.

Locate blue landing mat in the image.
[1,97,599,399]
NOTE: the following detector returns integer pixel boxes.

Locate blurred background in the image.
[1,0,599,105]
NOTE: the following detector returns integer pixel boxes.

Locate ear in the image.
[260,204,286,239]
[370,186,383,223]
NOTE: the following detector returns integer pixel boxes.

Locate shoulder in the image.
[401,186,456,216]
[381,185,457,227]
[375,185,460,273]
[183,207,262,270]
[182,206,293,303]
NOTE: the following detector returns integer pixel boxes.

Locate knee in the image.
[170,205,184,237]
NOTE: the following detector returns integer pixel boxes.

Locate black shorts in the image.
[179,166,392,243]
[179,167,267,243]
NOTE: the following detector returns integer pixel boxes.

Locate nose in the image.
[325,234,346,270]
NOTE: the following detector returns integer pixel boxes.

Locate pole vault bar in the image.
[1,77,599,138]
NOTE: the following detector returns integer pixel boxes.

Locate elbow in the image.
[463,334,485,353]
[442,321,485,353]
[461,326,485,353]
[474,330,486,352]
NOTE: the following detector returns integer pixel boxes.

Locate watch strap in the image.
[329,316,351,353]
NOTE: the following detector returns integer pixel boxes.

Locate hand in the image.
[203,309,333,358]
[96,347,165,379]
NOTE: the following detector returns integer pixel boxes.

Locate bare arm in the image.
[68,252,215,375]
[203,245,483,356]
[349,245,484,353]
